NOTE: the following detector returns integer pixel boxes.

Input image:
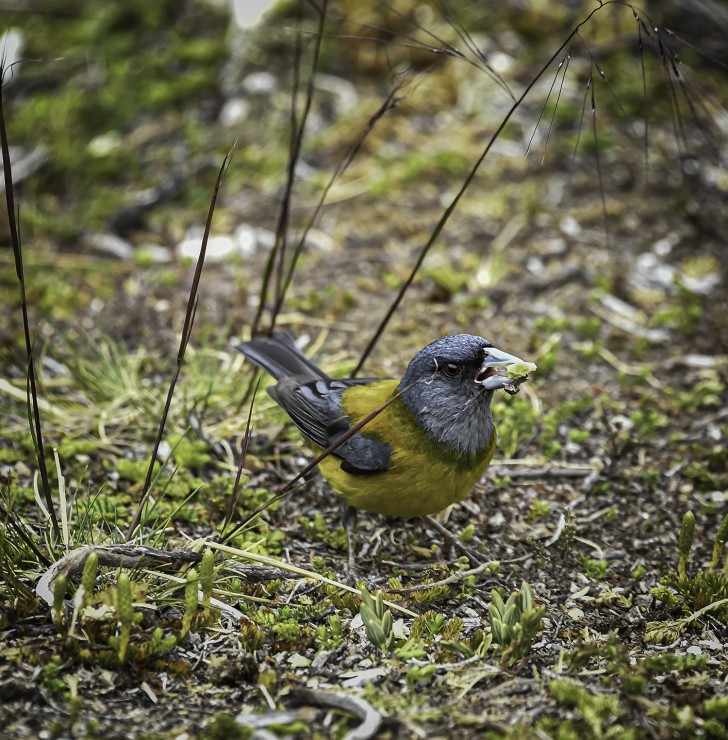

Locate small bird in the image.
[237,333,533,528]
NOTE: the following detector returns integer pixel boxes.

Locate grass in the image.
[3,1,728,737]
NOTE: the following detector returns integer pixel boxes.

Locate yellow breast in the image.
[316,380,496,517]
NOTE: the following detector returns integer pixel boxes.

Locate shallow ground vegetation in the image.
[1,1,727,738]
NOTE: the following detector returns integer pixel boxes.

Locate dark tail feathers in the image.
[235,332,329,382]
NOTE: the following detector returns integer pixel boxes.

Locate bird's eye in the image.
[443,363,461,377]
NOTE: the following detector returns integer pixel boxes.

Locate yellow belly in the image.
[319,445,493,517]
[316,380,496,517]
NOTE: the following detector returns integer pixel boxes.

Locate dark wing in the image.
[269,377,392,474]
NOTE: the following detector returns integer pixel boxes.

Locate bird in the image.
[236,332,534,561]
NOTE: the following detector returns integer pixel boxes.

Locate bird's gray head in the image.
[397,334,507,457]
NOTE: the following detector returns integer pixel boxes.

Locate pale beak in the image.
[476,347,534,391]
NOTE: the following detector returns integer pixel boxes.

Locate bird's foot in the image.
[342,504,362,585]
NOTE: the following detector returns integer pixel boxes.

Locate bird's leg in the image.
[342,504,359,578]
[422,514,483,568]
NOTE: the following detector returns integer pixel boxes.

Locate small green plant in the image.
[487,581,545,664]
[582,556,609,580]
[709,511,728,573]
[648,511,728,643]
[42,655,68,696]
[406,663,437,686]
[393,638,428,661]
[410,610,446,639]
[359,589,394,652]
[167,434,212,471]
[199,549,215,610]
[492,395,539,458]
[314,615,344,650]
[630,405,667,441]
[52,575,68,628]
[299,513,348,551]
[115,572,133,662]
[527,497,551,521]
[678,510,696,579]
[535,315,569,333]
[539,395,595,460]
[705,696,728,723]
[549,678,620,737]
[569,429,590,445]
[180,568,199,639]
[575,316,602,340]
[83,551,99,595]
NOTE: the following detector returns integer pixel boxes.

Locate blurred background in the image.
[2,2,728,736]
[2,0,726,360]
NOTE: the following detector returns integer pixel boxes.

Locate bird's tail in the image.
[235,332,329,382]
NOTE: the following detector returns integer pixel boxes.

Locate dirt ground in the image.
[1,2,727,738]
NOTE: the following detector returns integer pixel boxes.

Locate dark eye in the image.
[443,363,460,377]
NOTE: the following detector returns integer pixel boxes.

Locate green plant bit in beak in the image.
[477,349,537,396]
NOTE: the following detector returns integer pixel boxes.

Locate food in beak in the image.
[476,348,537,395]
[507,360,538,379]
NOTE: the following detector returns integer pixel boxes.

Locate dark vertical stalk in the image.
[126,149,233,540]
[0,69,60,540]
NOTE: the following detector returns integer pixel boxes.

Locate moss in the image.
[6,0,229,236]
[201,714,251,740]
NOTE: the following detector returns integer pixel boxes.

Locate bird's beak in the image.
[476,347,535,392]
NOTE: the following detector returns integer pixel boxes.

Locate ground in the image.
[1,2,727,738]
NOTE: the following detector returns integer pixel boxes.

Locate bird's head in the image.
[398,334,533,456]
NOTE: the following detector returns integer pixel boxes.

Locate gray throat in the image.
[400,384,495,458]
